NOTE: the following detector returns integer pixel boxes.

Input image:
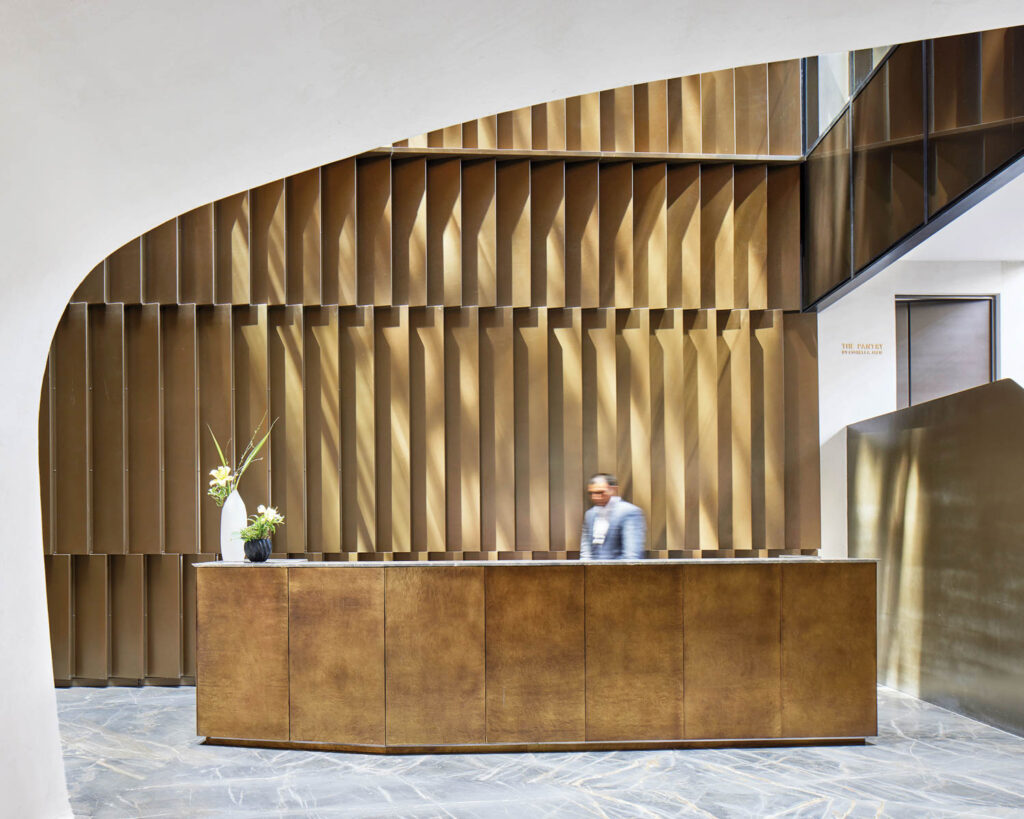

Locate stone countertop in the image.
[197,557,876,567]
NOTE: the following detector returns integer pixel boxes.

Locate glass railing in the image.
[802,26,1024,309]
[805,47,892,149]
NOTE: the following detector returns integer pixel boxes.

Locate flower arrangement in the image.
[239,505,285,542]
[206,416,275,506]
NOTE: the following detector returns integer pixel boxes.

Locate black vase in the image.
[244,538,272,563]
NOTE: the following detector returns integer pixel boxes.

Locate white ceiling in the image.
[905,160,1024,261]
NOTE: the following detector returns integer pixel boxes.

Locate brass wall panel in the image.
[39,366,52,553]
[110,555,145,679]
[565,162,599,309]
[73,265,104,304]
[143,219,178,304]
[486,566,585,742]
[54,304,89,554]
[44,64,816,684]
[718,311,752,551]
[391,157,427,307]
[214,192,251,305]
[357,157,392,306]
[532,161,565,308]
[89,304,126,554]
[462,159,496,306]
[599,162,632,307]
[767,165,801,311]
[768,60,802,156]
[783,313,821,553]
[196,566,289,740]
[323,159,357,306]
[497,160,531,308]
[161,306,197,554]
[304,307,341,553]
[633,163,668,309]
[734,166,768,310]
[179,205,215,305]
[251,180,286,306]
[289,567,385,744]
[197,306,232,553]
[146,553,182,679]
[848,379,1024,735]
[566,92,601,152]
[601,86,634,153]
[479,308,514,552]
[680,74,703,153]
[378,307,411,551]
[781,563,877,738]
[684,563,781,738]
[385,567,485,745]
[342,306,376,552]
[125,305,162,553]
[532,100,566,151]
[285,169,322,305]
[107,238,142,304]
[427,159,462,306]
[586,565,684,740]
[667,165,701,309]
[582,308,617,488]
[232,306,271,512]
[619,310,651,522]
[735,65,768,155]
[73,554,109,680]
[269,307,306,553]
[635,80,669,153]
[514,308,549,550]
[702,70,736,155]
[445,308,480,550]
[549,309,583,551]
[410,306,446,551]
[701,165,734,308]
[44,555,72,681]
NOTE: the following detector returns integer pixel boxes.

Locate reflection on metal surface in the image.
[848,379,1024,735]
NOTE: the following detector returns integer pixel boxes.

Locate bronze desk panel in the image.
[196,560,875,752]
[289,567,385,744]
[485,566,586,742]
[196,566,289,741]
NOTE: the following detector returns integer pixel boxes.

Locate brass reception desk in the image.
[195,559,876,753]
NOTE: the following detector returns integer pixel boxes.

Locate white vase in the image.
[220,489,247,562]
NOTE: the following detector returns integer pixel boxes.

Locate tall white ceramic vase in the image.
[220,489,247,562]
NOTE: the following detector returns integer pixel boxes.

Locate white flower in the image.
[209,465,233,487]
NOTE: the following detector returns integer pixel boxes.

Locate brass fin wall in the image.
[41,59,819,685]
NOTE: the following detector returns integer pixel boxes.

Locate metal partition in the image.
[848,379,1024,736]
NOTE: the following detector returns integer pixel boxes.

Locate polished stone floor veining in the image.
[58,686,1024,818]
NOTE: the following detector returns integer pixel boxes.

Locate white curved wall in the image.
[4,3,1023,816]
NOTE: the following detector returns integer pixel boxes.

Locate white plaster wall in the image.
[4,3,1024,816]
[817,259,1024,557]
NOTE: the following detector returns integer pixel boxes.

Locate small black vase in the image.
[244,538,272,563]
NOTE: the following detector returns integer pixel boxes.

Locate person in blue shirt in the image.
[579,473,646,560]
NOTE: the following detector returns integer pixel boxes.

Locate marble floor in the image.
[58,686,1024,818]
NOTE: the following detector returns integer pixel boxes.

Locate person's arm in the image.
[580,511,592,560]
[622,506,646,560]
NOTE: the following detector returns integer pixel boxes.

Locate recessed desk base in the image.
[195,559,877,753]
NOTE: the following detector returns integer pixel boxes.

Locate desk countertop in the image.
[197,557,876,568]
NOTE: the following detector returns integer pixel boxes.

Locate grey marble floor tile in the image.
[57,686,1024,818]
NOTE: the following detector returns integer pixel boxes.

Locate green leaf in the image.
[236,418,277,483]
[208,425,229,468]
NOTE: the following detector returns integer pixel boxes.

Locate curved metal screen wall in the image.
[39,62,820,685]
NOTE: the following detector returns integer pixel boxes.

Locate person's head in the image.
[587,473,619,507]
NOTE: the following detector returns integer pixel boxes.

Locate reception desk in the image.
[196,559,876,753]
